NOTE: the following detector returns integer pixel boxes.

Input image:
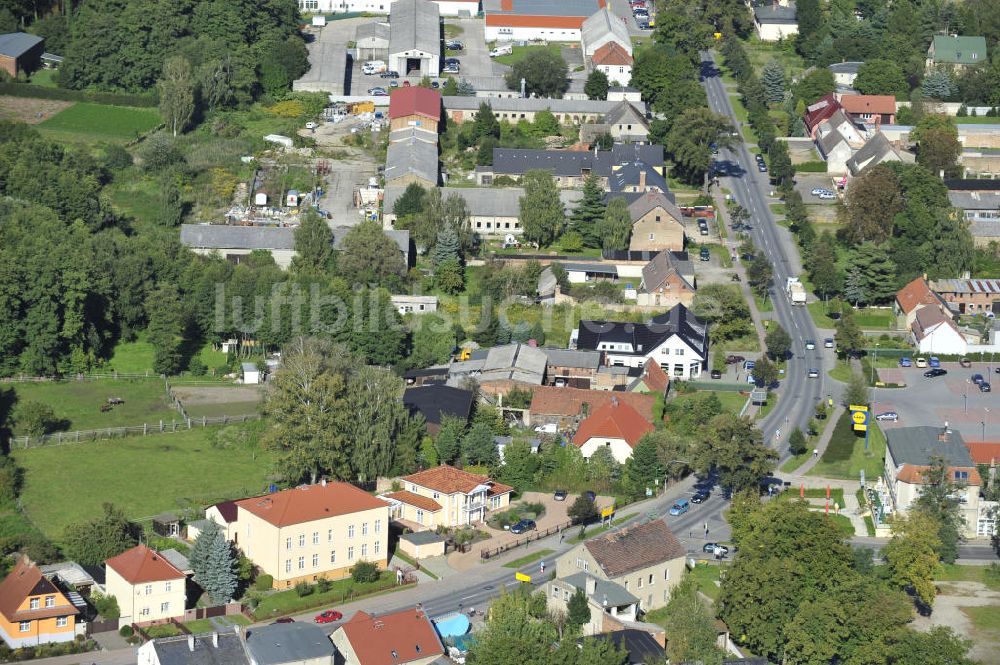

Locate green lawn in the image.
[825,513,855,536]
[502,548,555,568]
[807,411,885,481]
[183,616,250,634]
[26,69,59,88]
[6,378,179,435]
[107,335,230,376]
[14,426,275,541]
[144,624,183,638]
[806,303,895,331]
[672,391,748,417]
[828,359,853,383]
[937,564,1000,591]
[252,572,403,619]
[38,103,160,143]
[957,117,1000,125]
[754,292,774,313]
[769,203,786,216]
[687,564,723,600]
[493,43,565,67]
[780,452,811,473]
[743,38,807,79]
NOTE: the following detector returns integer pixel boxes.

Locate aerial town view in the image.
[1,0,1000,663]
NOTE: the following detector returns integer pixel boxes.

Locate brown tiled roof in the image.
[338,608,444,665]
[803,94,840,132]
[529,385,656,421]
[896,463,981,486]
[0,558,79,623]
[966,442,1000,465]
[640,359,669,393]
[896,276,940,315]
[592,42,633,66]
[211,500,238,523]
[402,465,513,497]
[572,399,654,448]
[384,490,442,512]
[840,94,896,116]
[105,545,185,585]
[236,482,389,528]
[584,520,685,578]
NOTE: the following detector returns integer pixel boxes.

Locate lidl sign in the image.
[850,404,868,432]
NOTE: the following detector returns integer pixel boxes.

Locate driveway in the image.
[295,18,370,94]
[445,18,507,79]
[793,173,842,205]
[608,0,652,36]
[873,361,1000,438]
[300,120,379,228]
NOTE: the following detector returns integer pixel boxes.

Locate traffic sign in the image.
[515,572,531,583]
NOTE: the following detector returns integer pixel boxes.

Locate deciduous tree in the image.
[335,220,404,286]
[883,510,942,610]
[504,50,568,98]
[765,324,792,360]
[584,69,609,100]
[519,170,564,247]
[63,503,141,566]
[662,577,724,665]
[844,165,903,244]
[158,56,197,137]
[854,59,909,96]
[595,197,632,251]
[293,210,334,273]
[693,413,776,493]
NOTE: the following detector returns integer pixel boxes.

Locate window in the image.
[165,582,172,593]
[348,546,355,560]
[298,534,305,547]
[416,509,424,524]
[44,596,54,608]
[19,622,30,633]
[675,348,684,356]
[374,540,381,554]
[330,550,337,563]
[362,522,368,536]
[410,484,417,492]
[313,531,319,545]
[348,525,355,538]
[375,519,381,533]
[649,574,654,585]
[552,586,560,598]
[312,553,319,568]
[624,580,629,590]
[160,602,170,613]
[29,598,39,610]
[955,470,970,480]
[655,215,661,222]
[286,537,292,550]
[648,233,654,240]
[56,617,68,628]
[362,543,368,557]
[637,577,643,588]
[140,607,150,617]
[664,568,671,581]
[286,559,292,573]
[145,584,153,595]
[328,529,333,542]
[298,556,305,570]
[432,492,440,500]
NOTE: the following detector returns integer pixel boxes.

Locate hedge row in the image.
[794,161,828,173]
[0,82,158,108]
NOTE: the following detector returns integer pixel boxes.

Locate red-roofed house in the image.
[331,607,444,665]
[387,465,513,529]
[803,94,841,137]
[0,558,79,648]
[388,87,442,133]
[895,276,944,328]
[572,398,654,463]
[591,42,632,86]
[105,545,186,627]
[839,94,896,125]
[212,481,390,589]
[966,442,1000,465]
[485,0,604,41]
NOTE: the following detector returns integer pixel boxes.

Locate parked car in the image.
[996,367,1000,374]
[389,79,399,87]
[875,411,899,422]
[810,188,825,195]
[691,491,709,503]
[668,499,690,516]
[824,338,835,348]
[534,423,557,434]
[758,163,767,172]
[960,357,972,367]
[744,360,756,370]
[699,247,711,261]
[899,357,912,367]
[973,373,985,385]
[818,192,836,200]
[445,40,464,50]
[315,610,343,624]
[444,57,460,66]
[929,356,941,368]
[805,340,816,350]
[380,70,400,78]
[553,490,568,501]
[710,369,722,379]
[703,542,729,555]
[367,87,388,96]
[443,64,460,74]
[273,617,295,624]
[808,368,819,378]
[915,357,928,368]
[509,519,536,534]
[725,354,745,365]
[981,382,992,392]
[924,368,947,378]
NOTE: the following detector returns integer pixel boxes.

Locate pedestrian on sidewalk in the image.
[703,522,709,537]
[813,448,819,458]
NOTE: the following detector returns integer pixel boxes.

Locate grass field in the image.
[38,103,160,143]
[780,452,811,473]
[807,302,895,331]
[14,426,275,540]
[106,335,230,376]
[5,379,179,435]
[183,616,250,634]
[493,44,565,67]
[672,390,748,417]
[503,548,555,568]
[807,411,885,480]
[937,564,1000,591]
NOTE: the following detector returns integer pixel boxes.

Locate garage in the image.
[388,0,441,79]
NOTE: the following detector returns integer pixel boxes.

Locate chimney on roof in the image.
[639,170,646,190]
[611,396,618,407]
[212,632,219,648]
[187,635,195,652]
[586,576,597,596]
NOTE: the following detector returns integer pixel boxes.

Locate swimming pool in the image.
[433,612,471,638]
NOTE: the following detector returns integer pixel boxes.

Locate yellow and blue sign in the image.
[849,404,868,432]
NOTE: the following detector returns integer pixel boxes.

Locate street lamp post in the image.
[982,420,987,442]
[963,393,968,414]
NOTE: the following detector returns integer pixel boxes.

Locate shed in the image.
[242,362,261,385]
[356,22,390,62]
[0,32,44,77]
[398,530,447,559]
[285,189,300,207]
[152,512,181,538]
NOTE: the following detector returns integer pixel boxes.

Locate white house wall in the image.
[596,63,631,86]
[486,26,582,42]
[579,437,634,464]
[303,0,476,15]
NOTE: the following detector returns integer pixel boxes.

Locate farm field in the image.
[38,102,160,143]
[14,425,276,541]
[0,95,73,124]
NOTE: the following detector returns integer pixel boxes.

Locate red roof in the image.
[0,558,79,623]
[896,463,981,486]
[966,442,1000,465]
[803,94,841,132]
[572,399,654,448]
[640,359,669,394]
[896,276,940,315]
[236,481,389,528]
[486,14,587,29]
[105,545,184,585]
[840,95,896,117]
[592,42,633,66]
[384,490,442,512]
[529,386,656,420]
[338,608,444,665]
[388,87,441,122]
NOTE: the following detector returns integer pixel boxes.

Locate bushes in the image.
[294,581,313,597]
[91,592,120,621]
[0,81,158,107]
[119,625,133,638]
[350,561,380,584]
[255,574,273,591]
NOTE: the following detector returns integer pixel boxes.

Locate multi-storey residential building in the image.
[383,465,513,529]
[0,558,79,648]
[211,481,391,589]
[105,545,187,627]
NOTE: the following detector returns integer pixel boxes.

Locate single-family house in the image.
[388,86,442,134]
[527,386,656,430]
[580,101,649,143]
[0,558,79,649]
[0,33,44,77]
[910,305,967,355]
[591,42,633,87]
[581,6,632,59]
[388,0,440,78]
[573,304,709,379]
[828,61,863,89]
[390,294,439,315]
[539,348,603,389]
[385,137,439,188]
[895,276,943,328]
[483,0,603,42]
[840,94,896,126]
[330,607,444,665]
[217,481,390,588]
[105,545,186,628]
[448,342,548,387]
[403,384,474,435]
[946,180,1000,247]
[545,573,640,636]
[926,34,988,71]
[884,426,994,538]
[625,191,686,253]
[803,94,841,138]
[384,465,513,529]
[845,132,911,177]
[636,250,696,307]
[929,278,1000,316]
[554,519,687,611]
[572,398,654,463]
[751,2,798,42]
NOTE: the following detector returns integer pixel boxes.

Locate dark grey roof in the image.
[150,632,249,665]
[384,186,582,218]
[244,622,335,665]
[491,144,663,178]
[180,225,296,250]
[356,22,390,44]
[623,191,683,224]
[563,262,617,275]
[828,61,863,74]
[608,163,669,193]
[561,572,638,607]
[159,549,191,575]
[604,101,646,128]
[754,4,798,23]
[388,0,440,57]
[846,132,897,175]
[949,190,1000,210]
[539,348,602,369]
[945,179,1000,192]
[385,138,439,185]
[0,32,43,58]
[886,426,973,468]
[400,530,447,545]
[577,304,706,356]
[591,630,665,665]
[641,251,695,293]
[404,385,474,426]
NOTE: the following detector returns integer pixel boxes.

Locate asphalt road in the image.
[699,49,827,457]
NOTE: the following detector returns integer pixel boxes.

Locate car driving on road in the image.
[981,382,992,392]
[703,543,729,555]
[668,499,690,516]
[315,610,343,624]
[805,340,816,350]
[808,368,819,378]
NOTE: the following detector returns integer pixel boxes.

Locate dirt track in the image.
[170,385,262,405]
[912,580,1000,664]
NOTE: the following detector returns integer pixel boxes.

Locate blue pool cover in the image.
[433,612,471,638]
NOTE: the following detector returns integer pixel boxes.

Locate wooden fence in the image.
[10,414,260,449]
[0,371,161,383]
[479,519,574,560]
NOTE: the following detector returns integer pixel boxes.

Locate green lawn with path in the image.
[503,548,555,568]
[672,391,748,417]
[183,616,251,634]
[14,426,275,541]
[937,564,1000,591]
[252,572,402,619]
[38,103,160,143]
[807,411,885,480]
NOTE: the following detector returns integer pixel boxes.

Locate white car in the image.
[810,188,825,195]
[805,340,816,350]
[818,192,836,200]
[808,368,819,378]
[305,122,317,130]
[534,423,557,434]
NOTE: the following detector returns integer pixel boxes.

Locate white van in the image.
[489,44,512,57]
[362,60,387,74]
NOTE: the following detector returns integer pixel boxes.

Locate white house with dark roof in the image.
[750,1,798,42]
[544,572,639,636]
[442,95,619,124]
[828,61,863,88]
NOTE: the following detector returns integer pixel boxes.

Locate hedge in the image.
[794,161,828,173]
[0,82,158,108]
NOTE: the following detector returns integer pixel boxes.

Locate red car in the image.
[314,610,343,624]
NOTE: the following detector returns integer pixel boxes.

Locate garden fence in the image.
[0,371,161,383]
[479,519,573,560]
[9,414,260,449]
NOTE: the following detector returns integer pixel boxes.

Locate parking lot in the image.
[793,174,842,205]
[874,361,1000,439]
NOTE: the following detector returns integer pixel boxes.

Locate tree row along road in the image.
[699,49,826,459]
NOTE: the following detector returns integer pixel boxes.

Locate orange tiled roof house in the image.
[382,465,513,531]
[0,558,80,648]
